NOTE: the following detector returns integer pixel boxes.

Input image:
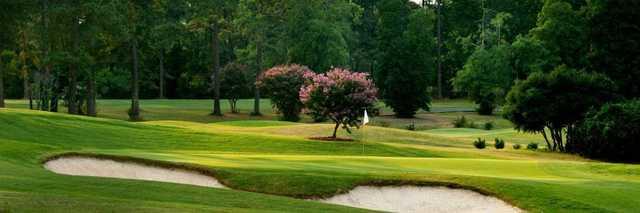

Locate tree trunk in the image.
[436,0,443,99]
[23,74,29,100]
[0,56,4,108]
[68,15,80,114]
[541,129,553,151]
[230,100,237,113]
[253,36,263,116]
[129,38,141,121]
[21,31,30,100]
[86,69,96,116]
[332,122,340,138]
[41,0,51,112]
[159,48,165,99]
[211,23,222,116]
[29,89,33,109]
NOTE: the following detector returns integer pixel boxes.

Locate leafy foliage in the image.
[258,64,312,121]
[513,144,522,150]
[589,0,640,98]
[376,1,435,118]
[527,143,538,150]
[220,63,251,113]
[484,121,495,130]
[300,68,377,138]
[494,138,505,149]
[530,0,588,69]
[473,138,486,149]
[503,66,616,152]
[453,45,513,115]
[570,100,640,162]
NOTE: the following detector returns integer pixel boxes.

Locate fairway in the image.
[1,106,639,212]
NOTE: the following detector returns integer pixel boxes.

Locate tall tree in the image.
[121,0,151,121]
[188,0,233,116]
[376,0,435,118]
[0,1,26,107]
[435,0,443,99]
[530,0,588,69]
[235,0,288,116]
[284,0,359,72]
[149,0,186,99]
[589,0,640,98]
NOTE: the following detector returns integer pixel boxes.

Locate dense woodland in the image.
[0,0,546,112]
[0,0,639,159]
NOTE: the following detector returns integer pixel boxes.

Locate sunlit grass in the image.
[1,105,639,212]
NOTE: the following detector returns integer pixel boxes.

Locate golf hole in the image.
[315,185,522,213]
[44,156,227,189]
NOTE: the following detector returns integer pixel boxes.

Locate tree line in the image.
[0,0,547,119]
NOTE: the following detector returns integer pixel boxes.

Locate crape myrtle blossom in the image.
[300,67,378,138]
[258,64,314,121]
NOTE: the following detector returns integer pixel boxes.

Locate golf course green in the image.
[1,100,639,212]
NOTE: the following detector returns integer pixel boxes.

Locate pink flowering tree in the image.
[300,68,378,138]
[258,64,314,121]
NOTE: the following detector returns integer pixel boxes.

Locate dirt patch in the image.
[308,137,355,142]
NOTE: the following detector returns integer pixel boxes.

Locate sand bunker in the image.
[44,157,226,189]
[317,186,521,213]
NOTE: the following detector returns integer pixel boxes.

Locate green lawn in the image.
[1,107,640,212]
[4,99,503,130]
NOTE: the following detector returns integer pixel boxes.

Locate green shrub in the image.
[406,123,416,131]
[477,99,496,115]
[494,138,505,149]
[257,64,312,122]
[452,116,468,128]
[527,143,539,150]
[474,138,486,149]
[569,100,640,162]
[513,144,522,150]
[220,63,251,114]
[484,121,495,130]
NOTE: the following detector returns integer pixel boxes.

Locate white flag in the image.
[363,110,370,126]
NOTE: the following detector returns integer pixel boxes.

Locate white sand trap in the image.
[44,157,226,189]
[317,186,522,213]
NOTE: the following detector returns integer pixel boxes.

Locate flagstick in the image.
[362,126,365,155]
[362,109,369,155]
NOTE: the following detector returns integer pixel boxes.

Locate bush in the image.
[527,143,539,150]
[494,138,505,149]
[406,123,416,131]
[300,68,378,138]
[452,116,468,128]
[503,66,616,152]
[484,121,495,130]
[569,100,640,162]
[220,63,251,113]
[452,45,512,116]
[513,144,522,150]
[453,116,483,129]
[258,64,313,121]
[474,138,486,149]
[477,99,496,115]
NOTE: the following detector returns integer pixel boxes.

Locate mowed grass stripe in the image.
[1,108,640,212]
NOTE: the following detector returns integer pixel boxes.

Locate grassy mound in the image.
[1,108,640,212]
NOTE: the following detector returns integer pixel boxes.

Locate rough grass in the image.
[1,108,640,212]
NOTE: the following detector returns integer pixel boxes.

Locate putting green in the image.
[1,108,639,212]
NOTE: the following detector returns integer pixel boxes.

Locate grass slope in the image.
[1,108,639,212]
